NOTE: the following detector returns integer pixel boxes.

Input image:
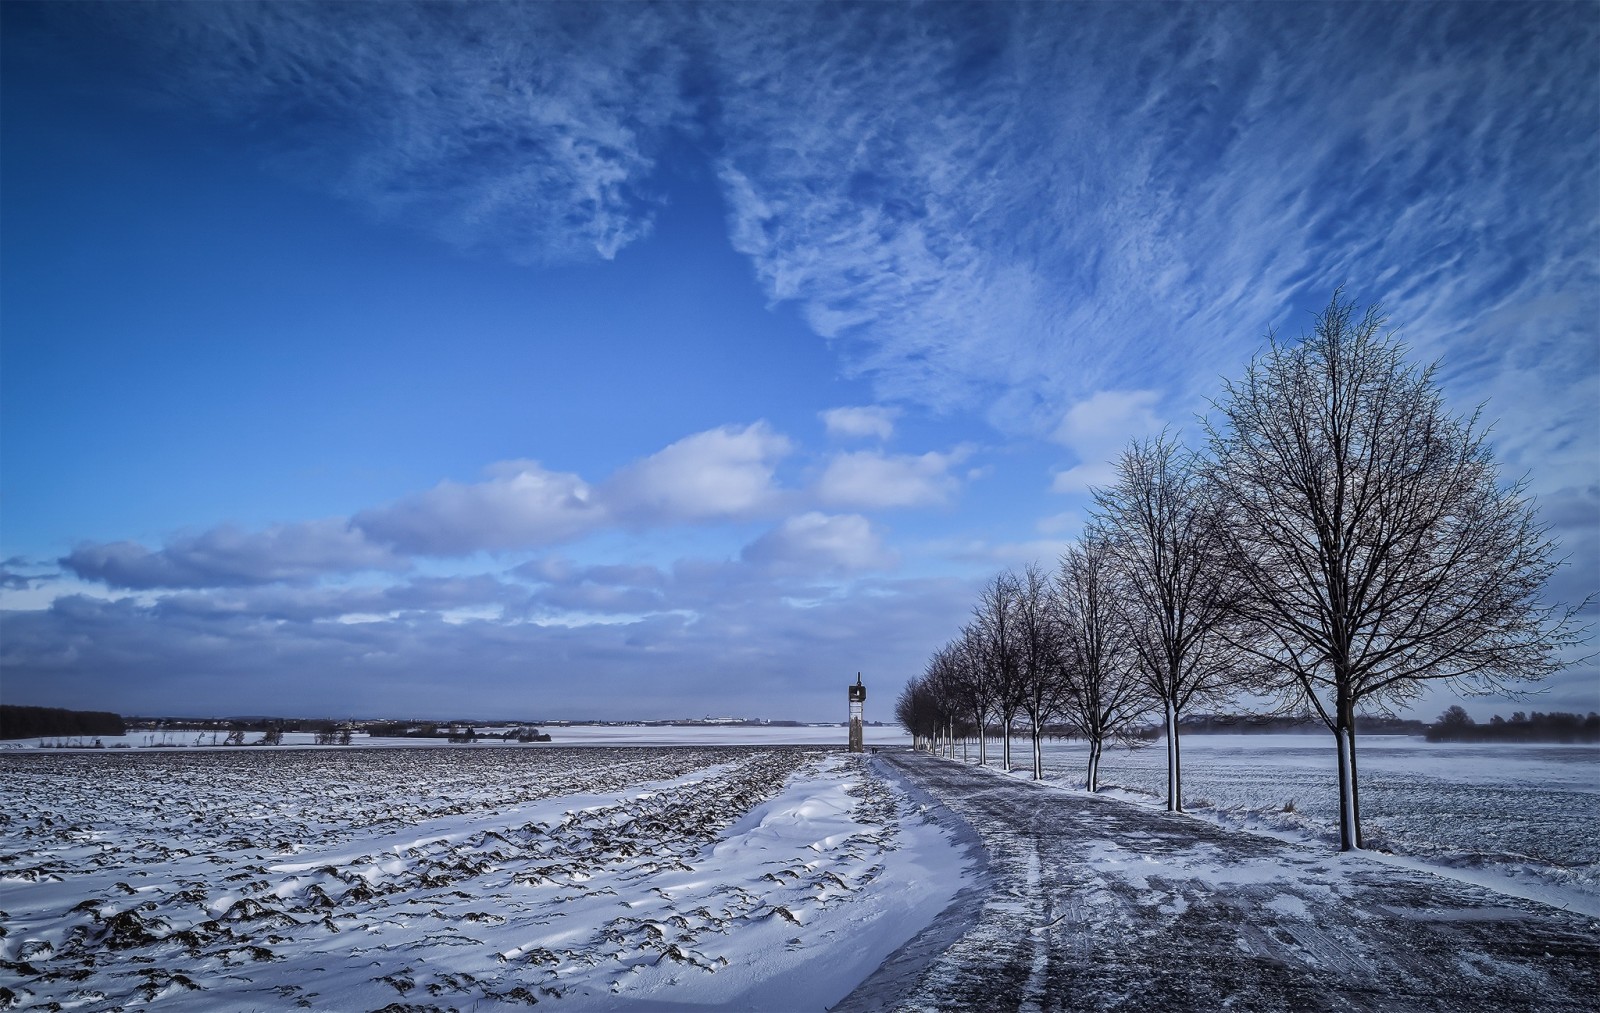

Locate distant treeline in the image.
[367,722,551,742]
[1427,707,1599,743]
[1,705,126,740]
[129,717,341,733]
[1169,713,1429,736]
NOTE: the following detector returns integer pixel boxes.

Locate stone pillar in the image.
[848,673,866,753]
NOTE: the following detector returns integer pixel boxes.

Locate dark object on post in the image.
[848,673,866,752]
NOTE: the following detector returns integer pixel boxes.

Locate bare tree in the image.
[972,572,1027,771]
[1056,532,1149,792]
[894,678,933,751]
[1014,562,1069,780]
[895,667,959,754]
[1095,433,1244,811]
[923,639,977,760]
[1206,292,1590,851]
[951,625,995,765]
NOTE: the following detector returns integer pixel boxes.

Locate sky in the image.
[2,1,1596,724]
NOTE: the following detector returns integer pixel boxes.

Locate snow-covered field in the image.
[6,728,1594,1010]
[3,724,913,751]
[1003,733,1600,917]
[0,745,965,1011]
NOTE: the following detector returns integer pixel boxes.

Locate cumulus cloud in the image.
[355,460,601,556]
[741,513,896,575]
[603,422,794,524]
[820,406,897,441]
[1049,390,1166,494]
[59,422,800,584]
[815,448,967,510]
[64,417,985,591]
[61,520,406,590]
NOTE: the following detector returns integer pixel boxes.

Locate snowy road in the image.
[841,749,1599,1013]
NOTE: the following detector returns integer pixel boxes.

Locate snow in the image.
[6,728,1594,1008]
[868,750,1597,1011]
[3,724,913,751]
[967,732,1600,919]
[0,745,968,1011]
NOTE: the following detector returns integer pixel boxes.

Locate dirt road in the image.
[837,749,1599,1012]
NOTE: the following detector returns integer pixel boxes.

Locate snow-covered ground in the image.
[965,733,1600,918]
[3,724,912,751]
[866,749,1600,1012]
[6,728,1594,1009]
[0,746,965,1011]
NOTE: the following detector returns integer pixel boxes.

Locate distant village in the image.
[0,704,883,747]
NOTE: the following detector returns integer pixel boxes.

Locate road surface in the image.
[838,749,1599,1012]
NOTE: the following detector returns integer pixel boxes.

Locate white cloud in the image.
[355,461,601,555]
[62,520,407,589]
[820,406,898,441]
[741,512,896,574]
[814,448,967,510]
[1049,390,1165,495]
[66,423,809,578]
[604,422,793,523]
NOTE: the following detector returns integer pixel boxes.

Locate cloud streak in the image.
[68,2,693,264]
[36,3,1594,447]
[707,2,1598,443]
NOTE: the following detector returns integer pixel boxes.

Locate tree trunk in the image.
[1002,721,1012,772]
[1335,691,1360,851]
[1031,725,1043,781]
[1087,736,1102,793]
[1349,722,1365,849]
[977,712,988,766]
[1165,698,1182,812]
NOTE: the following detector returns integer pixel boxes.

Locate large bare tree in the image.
[1056,532,1148,792]
[1207,292,1589,851]
[1094,433,1244,811]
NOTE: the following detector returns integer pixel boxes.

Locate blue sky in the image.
[2,1,1595,722]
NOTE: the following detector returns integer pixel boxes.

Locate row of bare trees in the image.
[897,293,1587,851]
[894,432,1239,804]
